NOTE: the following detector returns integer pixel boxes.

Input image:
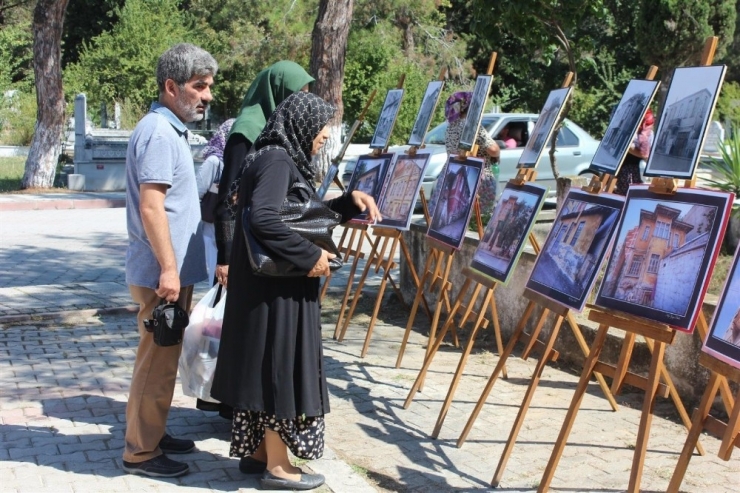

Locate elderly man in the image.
[122,43,217,478]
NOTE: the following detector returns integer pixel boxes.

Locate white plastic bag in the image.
[179,285,226,401]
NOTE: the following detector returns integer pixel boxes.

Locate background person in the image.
[122,43,217,478]
[429,91,500,215]
[214,61,314,288]
[210,92,380,490]
[615,108,654,195]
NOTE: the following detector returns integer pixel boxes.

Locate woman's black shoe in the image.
[238,456,267,474]
[260,470,325,490]
[196,399,221,412]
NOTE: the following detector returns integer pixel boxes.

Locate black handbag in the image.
[200,167,222,223]
[242,181,343,277]
[143,300,189,347]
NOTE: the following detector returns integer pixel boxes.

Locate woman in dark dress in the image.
[211,92,380,491]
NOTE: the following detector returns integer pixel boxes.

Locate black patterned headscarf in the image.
[253,91,336,181]
[226,92,335,217]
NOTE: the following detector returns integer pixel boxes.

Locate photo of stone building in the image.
[528,193,622,308]
[645,65,725,178]
[371,89,404,149]
[703,249,740,368]
[590,79,658,174]
[428,158,483,249]
[347,154,393,222]
[378,153,430,229]
[518,87,572,168]
[460,75,492,149]
[409,81,444,146]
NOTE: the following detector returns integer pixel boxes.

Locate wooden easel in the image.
[333,69,450,354]
[450,73,628,488]
[538,37,722,493]
[667,352,739,492]
[395,54,498,369]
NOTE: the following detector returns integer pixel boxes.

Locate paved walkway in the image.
[0,193,738,492]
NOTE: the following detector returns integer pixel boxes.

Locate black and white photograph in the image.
[470,183,547,285]
[427,156,483,249]
[703,245,740,370]
[346,153,394,222]
[527,190,624,311]
[517,87,573,168]
[408,80,445,147]
[459,75,493,150]
[370,89,405,149]
[595,185,733,332]
[589,79,660,175]
[644,65,726,178]
[378,152,431,230]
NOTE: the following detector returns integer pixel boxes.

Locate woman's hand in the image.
[350,191,383,223]
[216,264,229,287]
[308,249,336,277]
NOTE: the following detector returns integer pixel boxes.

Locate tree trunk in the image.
[21,0,69,190]
[309,0,353,182]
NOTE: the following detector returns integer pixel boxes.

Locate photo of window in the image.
[703,246,740,369]
[345,153,394,223]
[595,186,733,332]
[427,156,483,249]
[370,89,405,150]
[377,152,431,230]
[527,190,625,311]
[644,65,726,179]
[589,79,660,175]
[408,81,445,147]
[469,182,547,285]
[459,75,493,151]
[518,87,573,168]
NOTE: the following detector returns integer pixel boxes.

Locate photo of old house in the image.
[459,75,493,150]
[409,81,444,146]
[645,65,726,178]
[370,89,405,149]
[427,157,483,249]
[346,153,394,222]
[589,79,660,175]
[378,152,431,230]
[470,183,547,284]
[518,87,573,168]
[527,191,624,311]
[596,186,732,331]
[703,246,740,369]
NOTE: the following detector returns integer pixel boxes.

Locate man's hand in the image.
[216,264,229,287]
[350,190,383,223]
[308,249,335,277]
[156,269,180,302]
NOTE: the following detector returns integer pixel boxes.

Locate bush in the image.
[0,90,37,146]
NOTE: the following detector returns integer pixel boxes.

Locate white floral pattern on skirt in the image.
[230,409,325,460]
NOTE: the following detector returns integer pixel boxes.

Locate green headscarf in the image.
[229,60,315,144]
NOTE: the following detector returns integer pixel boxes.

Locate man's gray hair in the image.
[156,43,218,92]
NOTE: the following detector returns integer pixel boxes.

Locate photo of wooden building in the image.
[379,155,426,227]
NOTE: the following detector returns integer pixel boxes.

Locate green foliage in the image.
[0,90,37,146]
[0,13,34,92]
[0,156,26,192]
[705,125,740,198]
[63,0,191,122]
[62,0,126,67]
[716,81,740,126]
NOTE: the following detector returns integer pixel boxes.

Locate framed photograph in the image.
[527,190,625,312]
[595,186,733,332]
[345,153,394,223]
[377,152,432,230]
[589,79,660,175]
[644,65,726,179]
[427,156,483,249]
[317,163,339,199]
[470,182,548,285]
[459,75,493,151]
[408,81,445,147]
[370,89,405,150]
[517,87,573,169]
[703,247,740,370]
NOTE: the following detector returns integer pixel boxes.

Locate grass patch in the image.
[708,254,734,296]
[350,464,369,478]
[0,156,25,192]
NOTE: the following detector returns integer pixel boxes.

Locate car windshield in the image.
[423,117,500,145]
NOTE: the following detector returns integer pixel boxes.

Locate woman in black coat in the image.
[211,92,380,491]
